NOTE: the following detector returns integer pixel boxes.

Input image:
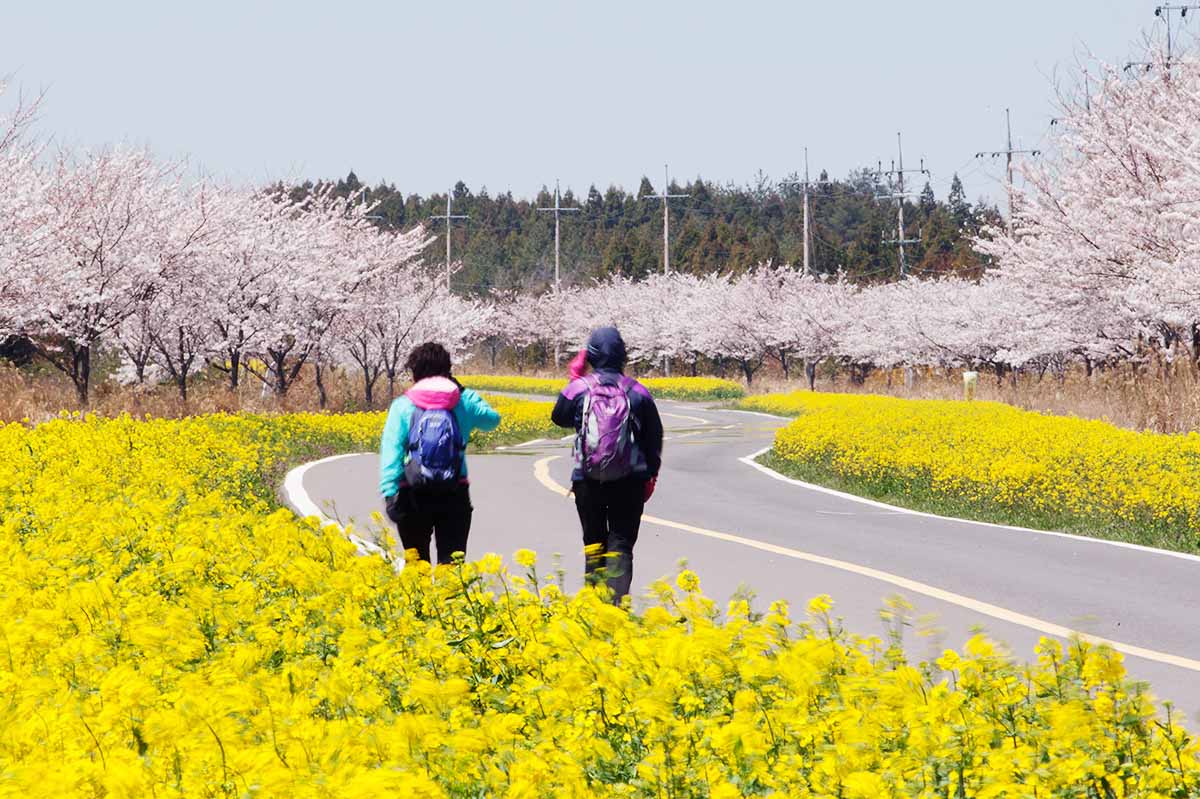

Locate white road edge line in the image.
[531,454,1200,673]
[282,453,393,562]
[740,445,1200,565]
[284,433,553,560]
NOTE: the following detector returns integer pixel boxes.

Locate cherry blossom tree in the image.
[775,271,857,389]
[13,148,198,404]
[979,51,1200,376]
[0,83,49,341]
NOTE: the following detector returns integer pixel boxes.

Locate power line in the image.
[642,164,689,274]
[429,186,469,290]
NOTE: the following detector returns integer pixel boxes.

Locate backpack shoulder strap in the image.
[406,407,425,448]
[448,405,465,454]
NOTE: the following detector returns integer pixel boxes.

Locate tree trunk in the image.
[316,364,328,410]
[739,358,759,385]
[228,350,241,391]
[1190,323,1200,376]
[363,367,376,408]
[777,350,790,381]
[270,351,288,396]
[74,344,91,406]
[805,359,817,391]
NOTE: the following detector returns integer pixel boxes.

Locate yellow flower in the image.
[459,374,744,401]
[676,569,701,593]
[807,594,834,615]
[0,408,1193,796]
[741,389,1200,546]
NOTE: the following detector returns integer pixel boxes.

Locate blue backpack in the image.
[404,407,465,492]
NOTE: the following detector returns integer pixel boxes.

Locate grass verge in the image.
[741,391,1200,555]
[757,451,1200,553]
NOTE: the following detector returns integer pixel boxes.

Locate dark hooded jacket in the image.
[551,327,664,481]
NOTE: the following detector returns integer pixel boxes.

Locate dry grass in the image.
[747,365,1200,435]
[0,363,395,424]
[7,353,1200,435]
[462,351,1200,434]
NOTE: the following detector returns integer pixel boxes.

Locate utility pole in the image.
[536,179,582,294]
[802,148,813,275]
[975,109,1041,229]
[643,164,689,274]
[1125,4,1199,72]
[1157,4,1199,65]
[877,132,928,277]
[782,149,834,275]
[537,180,582,366]
[429,186,469,290]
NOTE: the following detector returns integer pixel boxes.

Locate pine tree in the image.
[919,181,936,214]
[948,173,972,228]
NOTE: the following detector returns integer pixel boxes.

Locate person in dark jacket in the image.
[551,327,664,602]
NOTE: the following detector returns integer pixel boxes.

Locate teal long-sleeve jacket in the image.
[378,379,501,497]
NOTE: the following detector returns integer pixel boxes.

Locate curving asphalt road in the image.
[291,399,1200,719]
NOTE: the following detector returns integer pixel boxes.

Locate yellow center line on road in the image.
[660,412,710,426]
[532,455,1200,674]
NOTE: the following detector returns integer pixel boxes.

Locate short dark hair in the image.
[406,341,453,382]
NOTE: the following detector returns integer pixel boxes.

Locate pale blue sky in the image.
[0,1,1173,204]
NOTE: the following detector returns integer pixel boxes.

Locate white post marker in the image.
[963,370,978,401]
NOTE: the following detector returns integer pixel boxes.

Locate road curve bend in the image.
[291,399,1200,717]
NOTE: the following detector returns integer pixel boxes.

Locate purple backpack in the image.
[577,374,638,481]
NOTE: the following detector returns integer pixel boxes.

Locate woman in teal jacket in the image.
[379,342,500,564]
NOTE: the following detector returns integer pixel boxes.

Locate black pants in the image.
[573,476,645,602]
[384,484,473,565]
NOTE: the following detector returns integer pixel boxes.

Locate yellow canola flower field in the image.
[1,410,1198,797]
[465,394,560,448]
[460,374,745,401]
[743,391,1200,549]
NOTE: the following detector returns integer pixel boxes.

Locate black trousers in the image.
[384,484,473,565]
[572,476,646,602]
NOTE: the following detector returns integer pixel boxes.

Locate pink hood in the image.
[406,376,461,410]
